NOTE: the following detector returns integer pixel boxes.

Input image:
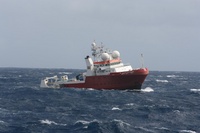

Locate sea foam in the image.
[141,87,154,92]
[166,75,177,78]
[112,107,122,111]
[190,89,200,92]
[39,119,67,126]
[179,130,197,133]
[40,119,58,125]
[156,79,169,83]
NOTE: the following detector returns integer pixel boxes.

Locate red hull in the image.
[61,68,149,90]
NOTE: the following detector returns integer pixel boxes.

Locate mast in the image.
[141,54,144,68]
[91,41,97,62]
[91,41,105,62]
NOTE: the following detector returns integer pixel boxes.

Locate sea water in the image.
[0,68,200,133]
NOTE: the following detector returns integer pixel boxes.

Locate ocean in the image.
[0,68,199,133]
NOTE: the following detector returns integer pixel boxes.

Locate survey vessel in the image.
[40,41,149,90]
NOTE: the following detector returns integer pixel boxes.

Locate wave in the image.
[112,119,131,127]
[111,107,122,111]
[190,89,200,92]
[74,119,101,129]
[75,120,91,125]
[40,119,57,125]
[39,119,67,126]
[134,126,154,132]
[75,119,130,126]
[75,119,101,125]
[179,130,197,133]
[154,126,170,130]
[38,119,197,133]
[141,87,154,92]
[166,75,177,78]
[125,103,135,106]
[87,88,95,91]
[0,120,7,125]
[0,76,8,79]
[74,119,131,132]
[156,79,169,83]
[58,72,72,75]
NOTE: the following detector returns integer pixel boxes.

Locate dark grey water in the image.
[0,68,200,133]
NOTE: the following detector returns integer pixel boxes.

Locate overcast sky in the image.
[0,0,200,71]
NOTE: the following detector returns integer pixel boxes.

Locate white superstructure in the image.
[84,41,133,76]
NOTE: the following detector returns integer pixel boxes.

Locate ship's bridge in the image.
[93,59,133,75]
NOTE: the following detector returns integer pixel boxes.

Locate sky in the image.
[0,0,200,71]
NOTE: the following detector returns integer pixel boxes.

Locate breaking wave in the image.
[39,119,67,126]
[75,120,91,125]
[156,79,169,83]
[125,103,135,106]
[167,75,177,78]
[74,119,131,130]
[111,107,122,111]
[0,120,7,125]
[179,130,197,133]
[190,89,200,92]
[74,119,101,130]
[141,87,154,92]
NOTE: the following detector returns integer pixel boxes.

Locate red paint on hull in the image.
[61,68,149,90]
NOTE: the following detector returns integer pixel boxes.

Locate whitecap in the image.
[112,107,122,111]
[39,119,67,126]
[40,119,58,125]
[157,127,169,130]
[113,119,131,127]
[141,87,154,92]
[173,110,181,113]
[134,126,154,132]
[0,120,6,125]
[166,75,177,78]
[154,126,169,131]
[179,130,196,133]
[87,88,95,91]
[75,119,101,125]
[81,88,95,91]
[75,119,101,129]
[125,103,135,106]
[190,89,200,92]
[58,72,72,75]
[75,120,90,125]
[156,79,169,83]
[75,120,90,129]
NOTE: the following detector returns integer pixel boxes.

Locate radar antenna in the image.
[91,41,107,62]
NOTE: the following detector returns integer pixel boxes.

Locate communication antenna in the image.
[141,54,144,68]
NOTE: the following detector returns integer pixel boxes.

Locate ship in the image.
[40,41,149,90]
